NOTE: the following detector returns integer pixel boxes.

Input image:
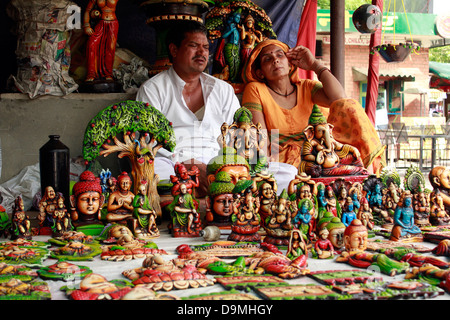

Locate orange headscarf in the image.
[241,39,301,84]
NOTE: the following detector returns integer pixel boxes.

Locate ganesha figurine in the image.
[299,104,368,178]
[228,179,261,242]
[263,189,294,246]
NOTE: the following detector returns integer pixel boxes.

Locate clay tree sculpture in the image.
[82,100,176,219]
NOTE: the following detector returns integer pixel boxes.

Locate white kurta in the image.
[136,67,241,180]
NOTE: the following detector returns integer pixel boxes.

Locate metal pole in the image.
[330,0,345,87]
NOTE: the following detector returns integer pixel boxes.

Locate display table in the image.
[13,221,449,302]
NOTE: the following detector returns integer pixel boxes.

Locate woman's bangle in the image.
[316,66,330,79]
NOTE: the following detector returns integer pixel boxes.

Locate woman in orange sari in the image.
[241,39,385,182]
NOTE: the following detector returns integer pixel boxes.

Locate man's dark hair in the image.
[166,20,208,62]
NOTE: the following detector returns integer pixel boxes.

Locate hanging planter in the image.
[372,42,420,63]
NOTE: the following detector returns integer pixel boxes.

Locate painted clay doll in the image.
[168,183,202,237]
[287,229,308,260]
[132,180,159,239]
[357,197,374,230]
[205,171,235,228]
[341,197,357,227]
[229,179,261,242]
[343,219,368,253]
[106,172,135,223]
[170,162,200,208]
[390,190,422,241]
[11,196,31,240]
[264,189,294,246]
[38,186,58,232]
[412,185,431,227]
[429,189,450,225]
[52,195,73,237]
[326,217,346,251]
[314,227,335,259]
[70,171,105,227]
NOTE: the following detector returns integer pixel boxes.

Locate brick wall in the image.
[319,43,430,118]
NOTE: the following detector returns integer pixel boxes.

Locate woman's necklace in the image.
[267,84,296,97]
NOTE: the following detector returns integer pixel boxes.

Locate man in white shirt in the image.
[136,21,241,197]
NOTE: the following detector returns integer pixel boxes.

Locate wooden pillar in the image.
[330,0,345,87]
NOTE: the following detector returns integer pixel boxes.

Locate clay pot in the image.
[373,43,418,63]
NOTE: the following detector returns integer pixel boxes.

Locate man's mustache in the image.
[193,55,207,62]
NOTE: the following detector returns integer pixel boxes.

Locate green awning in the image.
[352,67,417,82]
[429,61,450,80]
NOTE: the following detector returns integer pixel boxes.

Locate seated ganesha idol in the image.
[299,105,368,178]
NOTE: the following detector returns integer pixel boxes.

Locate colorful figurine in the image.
[264,189,294,246]
[105,172,135,223]
[343,219,368,253]
[292,198,314,242]
[228,179,261,242]
[412,185,431,227]
[341,197,357,227]
[357,197,374,230]
[10,196,31,240]
[206,147,251,186]
[38,186,58,233]
[0,193,11,238]
[70,171,105,229]
[326,217,346,251]
[314,227,335,259]
[83,0,119,83]
[205,171,236,228]
[429,189,450,225]
[364,175,392,224]
[287,229,308,260]
[170,162,200,208]
[390,190,422,241]
[429,166,450,216]
[51,195,73,237]
[254,172,277,227]
[218,107,268,175]
[167,184,202,237]
[131,180,159,239]
[299,105,368,178]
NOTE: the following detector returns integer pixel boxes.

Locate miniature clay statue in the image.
[254,173,277,227]
[299,104,368,178]
[343,218,368,253]
[168,184,202,237]
[83,0,119,83]
[206,147,251,186]
[131,180,159,239]
[365,176,392,224]
[106,172,135,223]
[0,193,11,238]
[238,14,263,65]
[314,227,335,259]
[357,197,374,230]
[287,229,308,260]
[70,171,105,226]
[228,179,261,242]
[429,166,450,216]
[170,162,200,207]
[413,185,431,227]
[38,186,58,233]
[264,189,294,246]
[10,196,31,240]
[52,195,73,237]
[429,189,450,225]
[326,217,346,251]
[205,171,236,228]
[341,197,357,227]
[218,107,268,175]
[324,185,338,217]
[292,198,315,242]
[390,190,422,241]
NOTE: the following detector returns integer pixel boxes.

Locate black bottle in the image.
[39,135,70,204]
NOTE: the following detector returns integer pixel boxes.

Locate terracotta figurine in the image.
[38,186,58,233]
[314,227,335,259]
[343,219,368,253]
[299,104,368,178]
[10,196,31,240]
[429,189,450,225]
[106,172,135,223]
[131,180,159,239]
[83,0,119,82]
[52,195,73,237]
[205,171,236,228]
[70,171,105,227]
[390,190,422,241]
[168,184,202,237]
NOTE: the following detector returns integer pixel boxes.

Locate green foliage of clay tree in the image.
[82,100,176,217]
